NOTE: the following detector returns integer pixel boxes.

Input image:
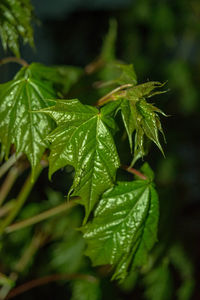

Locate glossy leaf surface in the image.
[0,66,56,175]
[82,180,159,281]
[40,99,120,221]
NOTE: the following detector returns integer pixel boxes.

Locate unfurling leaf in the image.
[0,0,34,56]
[82,179,159,281]
[120,81,167,163]
[136,98,166,155]
[40,99,120,222]
[120,99,135,151]
[0,65,57,176]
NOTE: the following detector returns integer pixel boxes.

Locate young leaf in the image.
[0,66,57,176]
[120,82,167,162]
[82,180,159,281]
[120,99,135,151]
[136,98,166,155]
[40,99,120,221]
[0,0,34,57]
[127,81,167,101]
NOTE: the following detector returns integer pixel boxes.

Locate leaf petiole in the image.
[0,57,29,67]
[96,83,133,106]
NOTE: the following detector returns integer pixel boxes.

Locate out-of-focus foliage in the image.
[0,0,34,57]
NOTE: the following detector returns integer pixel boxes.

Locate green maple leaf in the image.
[82,179,159,281]
[0,65,57,176]
[0,0,34,57]
[39,99,120,222]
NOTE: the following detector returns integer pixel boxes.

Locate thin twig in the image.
[14,231,47,273]
[0,57,28,67]
[6,273,98,299]
[0,153,22,179]
[96,84,133,106]
[0,201,15,218]
[0,232,47,300]
[0,163,43,235]
[0,167,19,207]
[5,200,78,234]
[0,273,17,300]
[85,57,104,74]
[121,165,147,180]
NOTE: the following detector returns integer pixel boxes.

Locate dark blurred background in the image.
[0,0,199,299]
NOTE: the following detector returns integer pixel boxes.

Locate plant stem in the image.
[6,273,98,299]
[0,273,17,300]
[15,231,47,273]
[0,163,43,235]
[0,153,22,179]
[5,200,77,234]
[0,232,47,300]
[96,83,133,106]
[0,167,19,207]
[121,165,147,180]
[0,200,15,218]
[85,57,104,74]
[0,57,28,67]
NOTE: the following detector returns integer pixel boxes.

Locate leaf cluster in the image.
[0,44,167,284]
[0,8,194,300]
